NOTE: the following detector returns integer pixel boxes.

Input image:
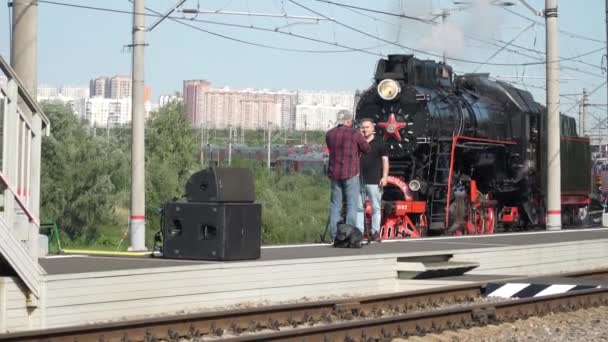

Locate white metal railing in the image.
[0,54,49,299]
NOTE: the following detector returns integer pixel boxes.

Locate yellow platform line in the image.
[61,249,153,257]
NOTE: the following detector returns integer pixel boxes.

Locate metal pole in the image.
[604,0,608,225]
[200,122,205,167]
[605,0,608,151]
[582,89,588,137]
[10,0,37,97]
[578,95,583,137]
[11,0,39,260]
[545,0,561,230]
[441,11,447,64]
[267,122,271,170]
[129,0,147,250]
[604,0,608,222]
[228,127,232,166]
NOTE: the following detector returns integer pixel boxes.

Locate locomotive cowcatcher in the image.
[355,54,591,238]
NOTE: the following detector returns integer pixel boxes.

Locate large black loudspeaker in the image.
[186,167,255,203]
[162,202,261,261]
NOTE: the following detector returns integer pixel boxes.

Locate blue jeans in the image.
[329,176,361,240]
[357,184,382,234]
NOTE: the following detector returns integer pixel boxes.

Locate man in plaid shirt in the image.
[325,113,371,241]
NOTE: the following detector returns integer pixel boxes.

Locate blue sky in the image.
[1,0,606,128]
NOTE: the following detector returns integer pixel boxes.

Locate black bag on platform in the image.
[333,223,363,248]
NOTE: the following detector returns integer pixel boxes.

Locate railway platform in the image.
[1,228,608,333]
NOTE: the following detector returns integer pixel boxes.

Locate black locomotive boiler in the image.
[355,54,591,237]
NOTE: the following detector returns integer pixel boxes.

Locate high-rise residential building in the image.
[275,90,297,130]
[85,97,111,127]
[60,85,89,99]
[89,75,133,99]
[183,80,211,126]
[85,97,154,128]
[38,84,89,119]
[38,84,59,98]
[71,98,87,120]
[109,75,132,99]
[159,94,183,107]
[183,81,352,131]
[38,84,88,100]
[90,76,109,98]
[202,87,283,129]
[295,106,352,131]
[295,91,354,131]
[183,81,293,130]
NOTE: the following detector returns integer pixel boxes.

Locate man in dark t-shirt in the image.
[356,118,389,242]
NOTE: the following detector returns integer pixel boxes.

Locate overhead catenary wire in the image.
[472,22,535,73]
[336,0,605,79]
[309,0,435,24]
[314,0,605,82]
[37,0,608,124]
[314,0,606,45]
[286,0,552,67]
[502,6,606,44]
[37,0,386,56]
[317,0,605,75]
[288,0,607,69]
[38,0,606,72]
[565,81,607,111]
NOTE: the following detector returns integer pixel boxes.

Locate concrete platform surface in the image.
[39,229,608,275]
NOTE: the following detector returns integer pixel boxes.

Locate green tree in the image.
[40,102,128,242]
[256,171,330,244]
[144,102,199,244]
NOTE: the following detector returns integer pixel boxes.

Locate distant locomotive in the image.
[355,54,591,237]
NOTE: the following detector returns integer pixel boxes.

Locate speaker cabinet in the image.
[186,167,255,203]
[162,202,261,261]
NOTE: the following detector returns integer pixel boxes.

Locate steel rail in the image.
[223,287,608,341]
[0,284,481,342]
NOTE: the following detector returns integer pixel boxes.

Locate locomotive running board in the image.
[396,254,480,280]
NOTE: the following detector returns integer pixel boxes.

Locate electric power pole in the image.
[579,89,588,137]
[200,123,205,167]
[545,0,562,230]
[304,119,308,145]
[605,0,608,225]
[129,0,147,251]
[441,11,447,64]
[10,0,37,97]
[228,126,233,166]
[10,0,40,260]
[267,122,272,170]
[605,0,608,152]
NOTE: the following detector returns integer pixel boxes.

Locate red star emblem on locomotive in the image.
[377,113,407,141]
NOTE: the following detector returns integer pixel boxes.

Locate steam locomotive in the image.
[355,54,591,237]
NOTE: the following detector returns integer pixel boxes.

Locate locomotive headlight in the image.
[377,79,401,101]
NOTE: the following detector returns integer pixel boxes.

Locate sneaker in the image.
[372,232,382,242]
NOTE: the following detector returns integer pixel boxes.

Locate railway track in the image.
[2,271,608,342]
